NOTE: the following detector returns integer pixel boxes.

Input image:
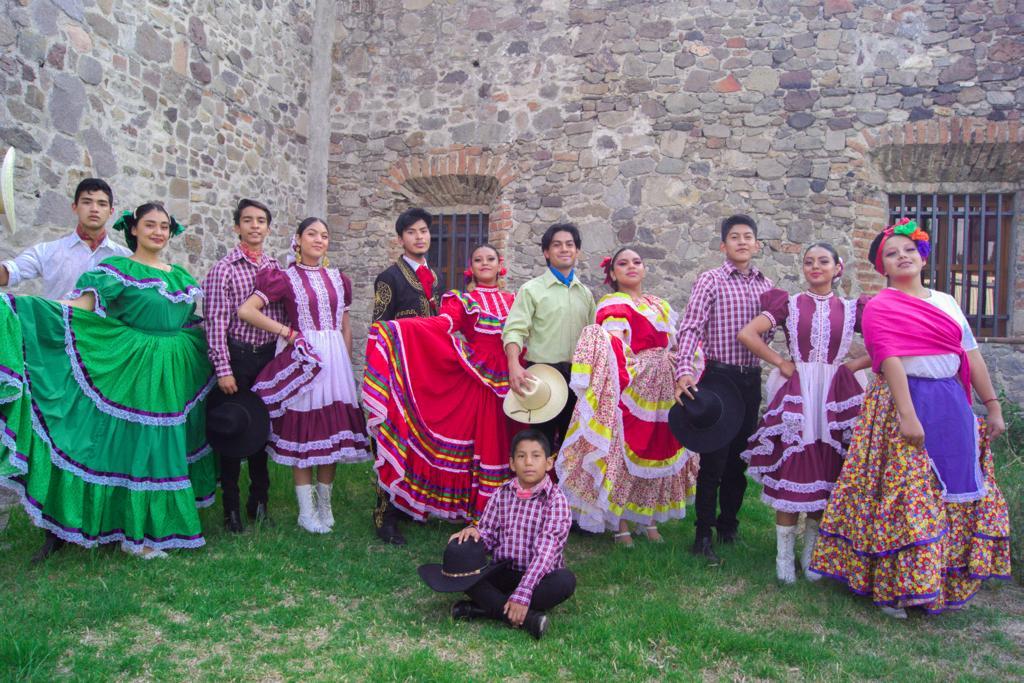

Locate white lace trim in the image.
[269,429,370,454]
[326,269,349,323]
[61,305,214,426]
[269,445,372,468]
[287,267,317,332]
[96,264,203,304]
[836,297,857,361]
[759,490,829,514]
[186,443,212,464]
[0,477,206,550]
[759,475,836,494]
[67,287,108,318]
[308,267,337,330]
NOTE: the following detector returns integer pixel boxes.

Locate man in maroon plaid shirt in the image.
[202,199,286,533]
[674,215,773,565]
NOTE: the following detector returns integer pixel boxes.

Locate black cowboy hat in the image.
[668,373,744,453]
[418,539,510,593]
[205,388,271,460]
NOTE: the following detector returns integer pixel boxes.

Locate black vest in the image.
[372,259,438,322]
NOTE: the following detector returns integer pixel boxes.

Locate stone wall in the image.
[326,0,1024,402]
[0,0,313,285]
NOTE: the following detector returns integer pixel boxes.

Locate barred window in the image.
[428,212,490,293]
[888,193,1016,337]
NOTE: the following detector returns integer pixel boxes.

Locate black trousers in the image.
[465,567,576,621]
[693,365,762,540]
[216,339,274,516]
[528,361,576,455]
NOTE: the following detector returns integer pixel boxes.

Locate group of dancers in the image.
[0,177,1012,638]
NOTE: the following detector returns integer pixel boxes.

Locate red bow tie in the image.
[415,264,433,302]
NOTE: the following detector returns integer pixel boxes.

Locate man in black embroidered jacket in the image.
[371,207,439,545]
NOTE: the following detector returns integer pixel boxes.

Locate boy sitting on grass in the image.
[420,429,576,639]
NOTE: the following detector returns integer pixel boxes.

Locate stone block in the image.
[744,66,779,93]
[643,176,701,207]
[703,124,731,138]
[756,157,787,179]
[659,130,689,158]
[656,157,685,174]
[665,93,700,114]
[78,55,103,85]
[740,136,771,153]
[136,25,171,63]
[619,158,656,177]
[48,73,86,135]
[787,112,814,129]
[816,30,842,50]
[824,129,846,151]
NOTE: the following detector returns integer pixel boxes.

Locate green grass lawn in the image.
[2,433,1022,681]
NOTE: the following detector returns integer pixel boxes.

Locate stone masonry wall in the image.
[327,0,1024,402]
[0,0,313,284]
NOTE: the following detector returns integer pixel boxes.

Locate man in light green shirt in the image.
[503,223,596,451]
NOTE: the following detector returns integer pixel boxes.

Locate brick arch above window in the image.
[844,117,1024,297]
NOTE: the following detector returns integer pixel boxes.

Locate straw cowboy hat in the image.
[668,373,744,454]
[0,147,15,234]
[502,363,569,424]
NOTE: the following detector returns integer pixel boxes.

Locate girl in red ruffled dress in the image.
[738,243,871,583]
[363,244,521,522]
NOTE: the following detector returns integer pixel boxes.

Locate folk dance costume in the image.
[0,257,216,552]
[252,264,371,469]
[465,477,576,625]
[202,245,285,528]
[556,293,698,532]
[501,267,596,454]
[742,290,868,513]
[675,261,773,544]
[370,257,439,544]
[810,288,1012,612]
[364,285,519,522]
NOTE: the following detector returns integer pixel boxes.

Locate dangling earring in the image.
[294,248,302,264]
[321,254,330,268]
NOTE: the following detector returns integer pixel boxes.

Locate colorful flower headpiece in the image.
[111,208,184,251]
[873,218,931,275]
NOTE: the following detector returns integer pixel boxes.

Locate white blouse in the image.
[900,289,978,379]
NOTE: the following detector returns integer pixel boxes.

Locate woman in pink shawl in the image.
[809,219,1011,617]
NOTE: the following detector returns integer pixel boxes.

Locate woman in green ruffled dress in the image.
[0,203,216,560]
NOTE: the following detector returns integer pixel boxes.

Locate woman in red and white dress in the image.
[238,217,371,534]
[364,244,521,522]
[556,247,699,546]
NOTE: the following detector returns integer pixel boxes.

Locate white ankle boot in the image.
[776,525,798,584]
[296,485,329,534]
[316,482,335,529]
[802,517,822,582]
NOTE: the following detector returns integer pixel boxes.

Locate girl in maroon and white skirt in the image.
[738,243,871,583]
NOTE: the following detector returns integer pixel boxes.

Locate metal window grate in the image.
[428,212,490,293]
[888,193,1016,337]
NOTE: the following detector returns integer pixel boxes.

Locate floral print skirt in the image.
[809,378,1011,613]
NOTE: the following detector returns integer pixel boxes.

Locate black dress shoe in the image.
[451,600,487,621]
[523,612,549,640]
[691,536,721,566]
[718,528,737,544]
[376,523,407,546]
[247,501,274,526]
[30,531,65,565]
[224,510,244,534]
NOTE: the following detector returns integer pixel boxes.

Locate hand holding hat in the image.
[502,364,569,424]
[668,372,744,454]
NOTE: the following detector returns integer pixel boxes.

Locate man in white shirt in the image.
[0,178,131,300]
[0,177,129,564]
